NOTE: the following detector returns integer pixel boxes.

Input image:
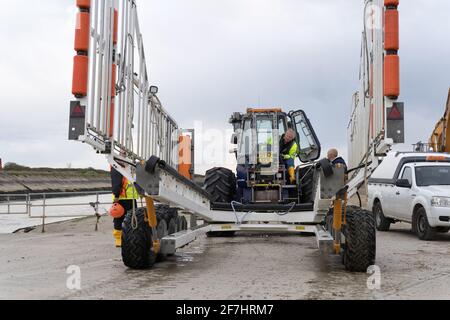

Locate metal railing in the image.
[0,194,30,215]
[0,191,113,233]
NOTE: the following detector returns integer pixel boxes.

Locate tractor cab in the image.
[228,108,321,206]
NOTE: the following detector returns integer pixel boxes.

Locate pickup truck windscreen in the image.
[415,166,450,187]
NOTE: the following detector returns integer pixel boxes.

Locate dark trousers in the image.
[114,200,138,231]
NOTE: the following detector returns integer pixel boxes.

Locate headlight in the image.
[431,197,450,208]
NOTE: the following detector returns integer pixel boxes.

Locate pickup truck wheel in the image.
[343,207,376,272]
[373,202,391,232]
[414,208,436,241]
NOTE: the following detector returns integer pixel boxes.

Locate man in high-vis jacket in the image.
[280,129,299,184]
[111,166,139,247]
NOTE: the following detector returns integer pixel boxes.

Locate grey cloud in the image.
[0,0,449,171]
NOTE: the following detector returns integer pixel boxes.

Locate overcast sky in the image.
[0,0,449,173]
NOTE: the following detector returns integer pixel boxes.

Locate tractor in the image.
[202,108,376,271]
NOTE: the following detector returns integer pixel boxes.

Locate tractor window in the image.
[236,119,254,165]
[256,117,275,166]
[290,110,321,162]
[257,118,273,147]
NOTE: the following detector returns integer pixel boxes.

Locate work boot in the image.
[113,229,122,248]
[288,167,296,185]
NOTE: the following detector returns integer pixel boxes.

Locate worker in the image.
[280,129,299,184]
[327,148,348,172]
[110,166,139,248]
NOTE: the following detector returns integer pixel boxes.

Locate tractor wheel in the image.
[373,201,391,232]
[122,208,156,270]
[298,166,316,203]
[204,167,236,203]
[342,206,376,272]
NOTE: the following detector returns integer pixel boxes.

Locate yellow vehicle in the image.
[430,89,450,152]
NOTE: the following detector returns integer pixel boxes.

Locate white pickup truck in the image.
[368,152,450,240]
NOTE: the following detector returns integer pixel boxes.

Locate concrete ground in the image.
[1,216,450,300]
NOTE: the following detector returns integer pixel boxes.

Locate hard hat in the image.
[109,203,125,219]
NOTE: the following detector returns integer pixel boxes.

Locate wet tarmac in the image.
[0,216,450,300]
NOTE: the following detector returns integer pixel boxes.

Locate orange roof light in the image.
[426,155,447,162]
[247,108,283,113]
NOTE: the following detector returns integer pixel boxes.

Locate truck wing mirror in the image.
[396,179,412,188]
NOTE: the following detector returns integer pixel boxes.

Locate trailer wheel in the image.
[156,204,179,226]
[343,207,376,272]
[181,216,188,231]
[156,219,168,262]
[413,208,436,241]
[168,218,177,235]
[204,167,236,203]
[176,216,186,232]
[373,201,391,231]
[122,208,156,270]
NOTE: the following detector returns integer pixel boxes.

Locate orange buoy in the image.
[109,203,125,219]
[384,0,399,7]
[72,55,89,97]
[384,9,399,51]
[74,12,90,53]
[384,55,400,98]
[77,0,91,9]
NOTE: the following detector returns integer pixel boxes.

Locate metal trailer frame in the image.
[135,158,345,256]
[347,0,404,200]
[69,0,377,266]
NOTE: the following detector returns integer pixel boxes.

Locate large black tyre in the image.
[156,219,168,262]
[343,207,376,272]
[122,208,156,270]
[413,207,436,241]
[155,204,179,227]
[168,218,177,235]
[176,216,188,232]
[204,167,236,203]
[297,166,316,203]
[373,201,391,232]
